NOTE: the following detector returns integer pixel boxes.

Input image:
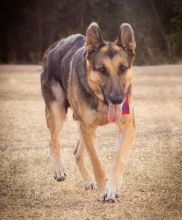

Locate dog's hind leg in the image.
[74,123,97,190]
[45,81,67,181]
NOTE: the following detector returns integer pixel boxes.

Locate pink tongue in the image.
[108,103,122,122]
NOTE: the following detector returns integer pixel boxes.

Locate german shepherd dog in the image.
[41,22,136,202]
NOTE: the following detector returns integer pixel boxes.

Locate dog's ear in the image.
[85,22,105,58]
[116,23,136,56]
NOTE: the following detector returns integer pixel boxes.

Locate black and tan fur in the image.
[41,22,136,202]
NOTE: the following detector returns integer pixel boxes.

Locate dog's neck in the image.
[72,47,100,110]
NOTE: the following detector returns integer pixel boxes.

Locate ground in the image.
[0,65,182,220]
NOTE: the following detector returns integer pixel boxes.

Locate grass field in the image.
[0,65,182,220]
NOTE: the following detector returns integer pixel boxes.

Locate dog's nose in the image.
[109,92,124,104]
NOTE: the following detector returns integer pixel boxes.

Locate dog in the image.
[41,22,136,203]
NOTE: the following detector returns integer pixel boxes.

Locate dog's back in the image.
[41,34,85,93]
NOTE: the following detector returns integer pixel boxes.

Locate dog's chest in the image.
[82,102,109,126]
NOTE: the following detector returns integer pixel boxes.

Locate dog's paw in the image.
[84,182,97,190]
[53,169,66,182]
[100,184,120,203]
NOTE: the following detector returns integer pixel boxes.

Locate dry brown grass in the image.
[0,65,182,220]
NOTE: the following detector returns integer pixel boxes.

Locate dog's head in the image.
[85,22,136,109]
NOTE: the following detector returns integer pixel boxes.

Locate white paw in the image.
[100,181,120,203]
[51,158,66,181]
[84,182,97,190]
[53,168,66,182]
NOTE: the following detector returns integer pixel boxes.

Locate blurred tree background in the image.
[0,0,182,65]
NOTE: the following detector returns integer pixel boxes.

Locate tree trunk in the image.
[80,0,85,30]
[149,0,172,60]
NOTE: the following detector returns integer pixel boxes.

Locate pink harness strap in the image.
[122,94,130,115]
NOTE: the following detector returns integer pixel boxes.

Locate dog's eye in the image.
[97,66,109,76]
[118,64,128,75]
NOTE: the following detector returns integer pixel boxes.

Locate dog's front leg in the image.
[101,117,136,202]
[80,123,107,190]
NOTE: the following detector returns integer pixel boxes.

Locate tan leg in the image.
[79,123,107,191]
[101,117,136,202]
[74,123,97,190]
[46,101,66,181]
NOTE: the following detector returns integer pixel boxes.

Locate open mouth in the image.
[100,86,124,123]
[107,100,124,123]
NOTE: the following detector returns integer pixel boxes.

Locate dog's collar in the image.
[78,47,85,54]
[121,87,131,115]
[122,93,130,115]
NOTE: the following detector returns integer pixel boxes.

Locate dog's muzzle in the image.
[109,92,124,104]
